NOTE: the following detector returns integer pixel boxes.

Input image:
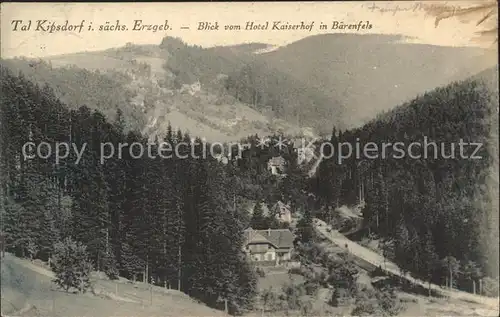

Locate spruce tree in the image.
[52,237,93,293]
[250,201,266,229]
[296,208,313,243]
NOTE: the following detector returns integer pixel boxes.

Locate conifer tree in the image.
[250,201,266,229]
[296,208,313,243]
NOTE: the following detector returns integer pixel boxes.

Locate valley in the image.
[1,31,498,317]
[2,34,495,142]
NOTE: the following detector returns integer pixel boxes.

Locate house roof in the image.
[244,228,295,249]
[243,230,271,245]
[256,229,295,249]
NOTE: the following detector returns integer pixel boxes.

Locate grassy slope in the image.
[1,253,226,317]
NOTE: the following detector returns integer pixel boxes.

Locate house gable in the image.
[243,228,295,264]
[244,228,275,247]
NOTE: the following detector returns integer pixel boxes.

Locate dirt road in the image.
[313,218,499,311]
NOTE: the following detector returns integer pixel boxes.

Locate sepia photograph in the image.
[0,2,498,316]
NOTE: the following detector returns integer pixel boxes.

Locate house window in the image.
[267,253,272,261]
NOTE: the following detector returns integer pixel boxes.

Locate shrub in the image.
[101,251,119,280]
[351,287,383,316]
[261,287,281,313]
[351,286,404,316]
[288,266,302,276]
[325,256,359,297]
[51,237,93,293]
[482,277,499,297]
[329,288,340,307]
[26,240,39,260]
[299,297,313,316]
[303,280,320,296]
[256,267,266,277]
[279,283,314,315]
[372,265,387,277]
[282,282,306,310]
[376,287,404,316]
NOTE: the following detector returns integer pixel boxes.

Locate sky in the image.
[1,1,498,58]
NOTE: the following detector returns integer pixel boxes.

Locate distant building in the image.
[296,147,315,164]
[214,154,229,165]
[243,228,295,266]
[271,201,293,224]
[267,156,286,175]
[180,81,201,95]
[291,137,317,165]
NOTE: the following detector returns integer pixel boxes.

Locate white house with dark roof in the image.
[243,228,295,266]
[267,156,286,175]
[271,201,293,223]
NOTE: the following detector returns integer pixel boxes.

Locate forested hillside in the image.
[312,67,499,291]
[1,39,319,142]
[3,35,490,140]
[224,61,343,129]
[0,58,146,133]
[159,37,345,131]
[0,66,261,314]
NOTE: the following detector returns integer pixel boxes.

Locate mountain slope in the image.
[2,35,494,139]
[1,39,316,141]
[311,66,499,294]
[0,57,146,133]
[257,34,496,128]
[224,59,345,131]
